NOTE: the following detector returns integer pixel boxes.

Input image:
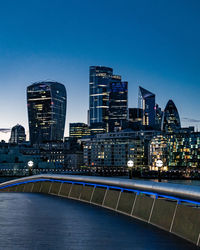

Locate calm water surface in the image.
[0,193,198,250]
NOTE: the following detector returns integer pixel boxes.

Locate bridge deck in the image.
[0,174,200,246]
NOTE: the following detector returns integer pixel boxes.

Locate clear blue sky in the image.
[0,0,200,141]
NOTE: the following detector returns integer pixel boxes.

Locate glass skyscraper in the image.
[9,124,26,144]
[27,81,67,144]
[108,81,128,132]
[138,86,155,127]
[155,104,163,130]
[161,99,181,133]
[89,66,113,127]
[89,66,127,133]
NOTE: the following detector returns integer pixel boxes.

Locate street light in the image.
[27,160,34,176]
[28,161,34,168]
[127,160,134,179]
[156,160,163,182]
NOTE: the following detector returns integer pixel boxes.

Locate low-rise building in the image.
[149,131,200,170]
[81,130,158,169]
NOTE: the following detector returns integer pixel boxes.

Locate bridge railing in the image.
[0,174,200,246]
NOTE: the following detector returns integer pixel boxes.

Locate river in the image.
[0,193,198,250]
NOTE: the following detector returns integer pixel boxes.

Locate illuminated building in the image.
[89,66,113,127]
[69,123,90,138]
[9,124,26,144]
[108,81,128,132]
[89,66,128,133]
[138,86,155,127]
[161,99,181,133]
[89,123,107,135]
[27,81,67,144]
[167,132,200,169]
[82,130,158,168]
[149,135,168,171]
[149,131,200,170]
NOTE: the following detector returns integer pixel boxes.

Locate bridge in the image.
[0,174,200,247]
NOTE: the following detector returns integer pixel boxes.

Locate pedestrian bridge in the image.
[0,174,200,247]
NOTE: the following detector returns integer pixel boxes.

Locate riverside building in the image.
[27,81,67,145]
[81,130,158,169]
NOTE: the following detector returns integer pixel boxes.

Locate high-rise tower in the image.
[162,99,181,133]
[138,86,155,127]
[108,81,128,132]
[89,66,127,133]
[89,66,113,127]
[27,81,67,144]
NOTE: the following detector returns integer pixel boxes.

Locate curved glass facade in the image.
[162,99,181,133]
[9,124,26,144]
[27,81,67,144]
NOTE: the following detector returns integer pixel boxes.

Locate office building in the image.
[129,108,143,123]
[89,66,128,133]
[149,134,168,171]
[69,123,90,138]
[162,99,181,133]
[149,131,200,170]
[167,131,200,169]
[9,124,26,144]
[155,104,163,130]
[138,86,156,127]
[82,130,158,169]
[108,81,128,132]
[89,66,113,127]
[27,81,67,144]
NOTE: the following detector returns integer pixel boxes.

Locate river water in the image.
[0,193,198,250]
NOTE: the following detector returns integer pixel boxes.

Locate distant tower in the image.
[162,99,181,133]
[89,66,113,128]
[27,81,67,144]
[9,124,26,144]
[155,104,163,130]
[108,81,128,132]
[89,66,128,133]
[138,86,155,127]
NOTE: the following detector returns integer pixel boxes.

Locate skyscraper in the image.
[155,104,163,130]
[89,66,113,128]
[108,81,128,132]
[162,99,181,133]
[27,81,67,144]
[138,86,155,127]
[9,124,26,144]
[89,66,127,133]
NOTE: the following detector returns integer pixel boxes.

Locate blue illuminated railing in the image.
[1,177,200,206]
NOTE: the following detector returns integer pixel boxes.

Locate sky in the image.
[0,0,200,141]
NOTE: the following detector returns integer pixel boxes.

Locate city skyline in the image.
[0,0,200,141]
[0,64,199,142]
